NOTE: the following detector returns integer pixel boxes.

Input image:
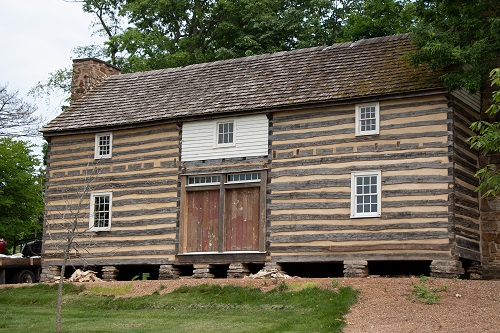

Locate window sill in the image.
[214,144,236,148]
[88,228,111,233]
[355,132,379,137]
[350,214,381,219]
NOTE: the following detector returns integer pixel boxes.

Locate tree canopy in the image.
[0,137,43,251]
[342,0,416,41]
[410,0,500,94]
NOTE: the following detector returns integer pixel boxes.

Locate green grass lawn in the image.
[0,282,357,333]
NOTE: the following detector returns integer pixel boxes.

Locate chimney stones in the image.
[70,58,121,104]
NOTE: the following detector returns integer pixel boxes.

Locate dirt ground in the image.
[2,276,498,332]
[68,276,500,333]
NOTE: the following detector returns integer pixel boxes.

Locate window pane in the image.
[93,195,110,228]
[358,105,377,134]
[353,173,380,216]
[188,175,221,185]
[227,172,261,183]
[97,135,111,157]
[217,121,234,144]
[363,204,370,213]
[365,184,372,194]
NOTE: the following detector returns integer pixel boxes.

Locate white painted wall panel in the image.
[181,114,269,161]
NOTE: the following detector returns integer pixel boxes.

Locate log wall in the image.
[42,93,483,271]
[43,124,180,266]
[268,95,456,262]
[450,96,481,262]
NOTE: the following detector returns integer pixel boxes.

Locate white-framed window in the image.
[215,120,235,147]
[187,175,221,186]
[227,172,261,183]
[351,171,381,218]
[89,192,112,231]
[355,102,379,136]
[95,133,112,159]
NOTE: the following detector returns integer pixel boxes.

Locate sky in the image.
[0,0,106,153]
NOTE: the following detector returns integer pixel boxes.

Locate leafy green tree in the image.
[469,68,500,197]
[81,0,123,64]
[411,0,500,94]
[110,0,218,71]
[211,0,352,59]
[342,0,416,41]
[0,137,43,252]
[410,0,500,196]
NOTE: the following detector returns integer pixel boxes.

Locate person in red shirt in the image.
[0,238,6,254]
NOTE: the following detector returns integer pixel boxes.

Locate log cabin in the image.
[40,33,499,281]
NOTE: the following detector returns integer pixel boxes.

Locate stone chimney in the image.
[70,58,121,104]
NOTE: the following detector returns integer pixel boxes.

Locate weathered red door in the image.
[186,190,219,252]
[224,187,260,251]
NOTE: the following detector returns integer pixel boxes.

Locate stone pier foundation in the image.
[263,262,284,273]
[430,260,464,278]
[465,261,483,280]
[343,260,369,277]
[40,265,61,282]
[192,264,214,279]
[227,263,250,278]
[101,266,119,281]
[159,264,181,280]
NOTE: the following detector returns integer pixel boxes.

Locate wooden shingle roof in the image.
[42,33,443,135]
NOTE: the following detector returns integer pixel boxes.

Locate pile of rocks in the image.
[67,269,102,282]
[247,268,292,279]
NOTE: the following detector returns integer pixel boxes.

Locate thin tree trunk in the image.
[55,222,75,333]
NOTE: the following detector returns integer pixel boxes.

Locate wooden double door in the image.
[184,186,261,253]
